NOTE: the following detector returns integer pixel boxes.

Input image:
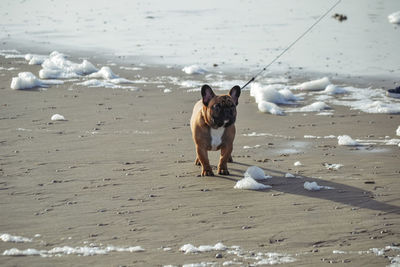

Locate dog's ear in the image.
[229,85,241,106]
[201,84,215,106]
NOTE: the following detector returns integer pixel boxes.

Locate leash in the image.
[241,0,342,90]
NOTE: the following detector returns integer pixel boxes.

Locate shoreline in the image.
[2,43,399,91]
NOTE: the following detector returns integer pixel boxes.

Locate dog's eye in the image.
[213,104,220,110]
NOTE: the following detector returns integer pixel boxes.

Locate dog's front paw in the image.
[218,169,230,175]
[201,169,214,176]
[195,158,201,166]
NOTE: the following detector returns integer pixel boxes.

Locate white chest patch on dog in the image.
[210,127,225,151]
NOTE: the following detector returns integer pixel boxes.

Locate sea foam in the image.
[293,77,330,91]
[11,72,63,90]
[337,135,359,146]
[182,65,207,75]
[388,11,400,24]
[304,181,334,191]
[0,233,32,243]
[244,166,272,180]
[179,243,227,254]
[39,51,98,79]
[51,114,66,121]
[3,245,144,257]
[234,176,271,190]
[288,101,331,113]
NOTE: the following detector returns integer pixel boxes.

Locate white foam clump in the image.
[249,83,301,115]
[337,135,359,146]
[180,243,227,254]
[0,233,32,243]
[288,101,331,112]
[293,77,330,91]
[294,161,302,166]
[25,54,48,65]
[255,253,297,265]
[88,66,118,79]
[11,72,45,90]
[39,51,98,79]
[285,173,296,178]
[304,181,334,191]
[86,66,134,85]
[3,245,144,257]
[182,262,216,267]
[388,11,400,24]
[244,166,272,180]
[182,65,207,75]
[359,101,400,114]
[164,88,172,93]
[234,177,271,190]
[11,72,63,90]
[324,163,343,170]
[396,126,400,136]
[257,101,285,115]
[330,86,400,114]
[77,79,138,90]
[51,114,66,121]
[250,83,297,105]
[322,84,347,95]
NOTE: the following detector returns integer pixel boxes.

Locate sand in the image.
[0,56,399,266]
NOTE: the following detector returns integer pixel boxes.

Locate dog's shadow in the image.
[209,161,400,215]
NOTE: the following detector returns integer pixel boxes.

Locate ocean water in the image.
[1,0,399,78]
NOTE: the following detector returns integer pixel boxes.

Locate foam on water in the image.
[1,0,399,77]
[397,126,400,136]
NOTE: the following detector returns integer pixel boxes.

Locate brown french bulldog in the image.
[190,84,241,176]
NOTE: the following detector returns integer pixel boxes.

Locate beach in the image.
[1,0,400,265]
[0,53,399,266]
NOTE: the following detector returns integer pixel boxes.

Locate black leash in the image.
[241,0,342,90]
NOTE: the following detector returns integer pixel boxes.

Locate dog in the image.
[190,84,241,176]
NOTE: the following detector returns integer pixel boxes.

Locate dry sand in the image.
[0,56,399,266]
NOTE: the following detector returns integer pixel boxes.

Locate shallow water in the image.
[1,0,399,77]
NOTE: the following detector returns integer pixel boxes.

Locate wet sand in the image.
[0,56,399,266]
